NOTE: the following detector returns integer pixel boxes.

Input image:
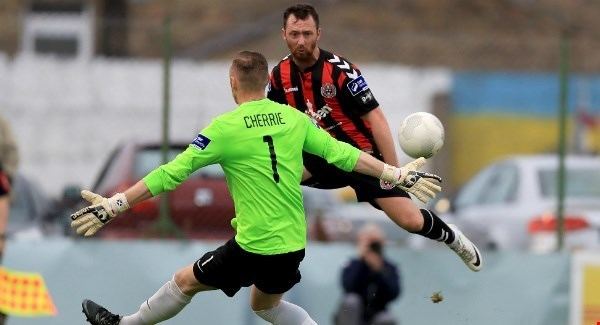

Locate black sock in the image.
[413,209,455,244]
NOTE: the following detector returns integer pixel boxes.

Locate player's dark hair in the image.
[231,51,269,91]
[283,4,319,28]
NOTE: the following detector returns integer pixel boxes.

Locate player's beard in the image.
[291,44,317,65]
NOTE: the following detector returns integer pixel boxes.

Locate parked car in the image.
[424,154,600,252]
[303,187,410,245]
[8,173,64,239]
[91,141,235,240]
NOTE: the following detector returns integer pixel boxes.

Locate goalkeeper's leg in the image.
[251,286,316,325]
[119,264,213,325]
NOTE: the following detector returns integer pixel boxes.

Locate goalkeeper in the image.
[71,51,441,325]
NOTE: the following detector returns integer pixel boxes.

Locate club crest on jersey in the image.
[191,134,211,150]
[320,83,336,98]
[347,75,369,96]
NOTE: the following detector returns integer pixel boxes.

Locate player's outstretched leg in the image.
[446,224,482,272]
[82,299,122,325]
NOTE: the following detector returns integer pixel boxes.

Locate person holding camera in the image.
[334,223,401,325]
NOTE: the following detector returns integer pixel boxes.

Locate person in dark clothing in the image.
[335,223,400,325]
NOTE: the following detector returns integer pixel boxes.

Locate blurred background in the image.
[0,0,599,324]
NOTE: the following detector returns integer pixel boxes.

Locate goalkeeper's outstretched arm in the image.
[123,180,153,205]
[70,140,213,237]
[70,180,152,237]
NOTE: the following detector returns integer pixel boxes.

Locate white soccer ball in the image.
[397,112,445,159]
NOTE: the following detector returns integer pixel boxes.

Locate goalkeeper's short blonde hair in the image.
[231,51,269,92]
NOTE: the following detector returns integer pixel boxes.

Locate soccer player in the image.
[268,4,482,272]
[71,51,441,325]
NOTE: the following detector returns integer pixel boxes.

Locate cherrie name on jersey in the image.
[243,112,286,128]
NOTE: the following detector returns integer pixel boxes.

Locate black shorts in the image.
[301,153,410,209]
[192,238,305,297]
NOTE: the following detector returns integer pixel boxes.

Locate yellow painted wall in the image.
[586,127,600,152]
[583,265,600,324]
[450,115,575,187]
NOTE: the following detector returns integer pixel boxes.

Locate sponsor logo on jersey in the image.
[320,83,337,98]
[360,90,374,104]
[191,134,211,150]
[347,75,369,96]
[305,99,333,125]
[284,86,299,93]
[306,105,333,122]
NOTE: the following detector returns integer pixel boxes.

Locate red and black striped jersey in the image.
[267,49,380,156]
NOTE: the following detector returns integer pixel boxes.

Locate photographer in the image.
[334,223,401,325]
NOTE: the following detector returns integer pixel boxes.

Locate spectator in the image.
[334,223,400,325]
[0,114,19,325]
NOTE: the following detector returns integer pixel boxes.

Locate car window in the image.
[455,166,495,209]
[9,174,50,224]
[539,168,600,198]
[134,147,225,180]
[10,176,34,223]
[477,164,518,204]
[92,146,121,192]
[455,163,518,209]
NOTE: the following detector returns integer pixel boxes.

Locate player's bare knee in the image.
[403,209,424,231]
[173,269,197,296]
[251,302,263,312]
[378,197,423,231]
[250,294,281,312]
[387,208,422,232]
[251,299,277,312]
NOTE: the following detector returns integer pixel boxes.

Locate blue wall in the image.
[453,72,600,116]
[449,72,600,185]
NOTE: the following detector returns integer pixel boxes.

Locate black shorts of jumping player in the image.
[192,238,305,297]
[300,153,410,210]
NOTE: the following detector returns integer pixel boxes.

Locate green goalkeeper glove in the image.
[381,157,442,204]
[70,190,129,237]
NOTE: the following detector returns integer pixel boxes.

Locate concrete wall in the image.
[0,56,450,196]
[3,239,569,325]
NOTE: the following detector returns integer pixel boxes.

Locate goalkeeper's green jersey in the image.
[143,98,361,254]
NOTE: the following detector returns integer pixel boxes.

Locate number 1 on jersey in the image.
[263,135,280,183]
